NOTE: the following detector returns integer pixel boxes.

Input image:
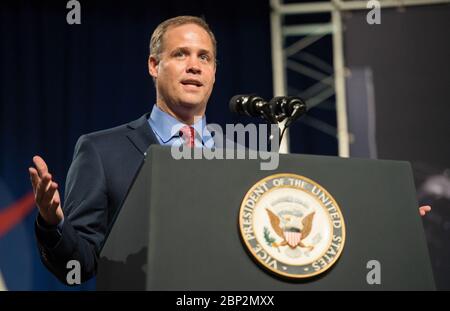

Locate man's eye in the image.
[174,51,185,58]
[200,54,210,62]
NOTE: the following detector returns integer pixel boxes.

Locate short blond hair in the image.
[149,16,217,62]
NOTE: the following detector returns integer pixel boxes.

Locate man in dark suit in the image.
[29,16,217,284]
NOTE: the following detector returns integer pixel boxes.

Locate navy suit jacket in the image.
[35,113,159,283]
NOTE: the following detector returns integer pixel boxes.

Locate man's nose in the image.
[186,58,201,74]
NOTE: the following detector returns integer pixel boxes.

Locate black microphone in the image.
[269,96,307,127]
[229,94,277,123]
[286,96,307,126]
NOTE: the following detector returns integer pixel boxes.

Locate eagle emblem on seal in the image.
[266,209,315,251]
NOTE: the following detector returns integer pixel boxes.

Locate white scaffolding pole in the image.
[339,0,450,10]
[331,2,350,157]
[270,0,290,153]
[273,0,450,15]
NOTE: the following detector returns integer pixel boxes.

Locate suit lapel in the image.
[126,113,159,155]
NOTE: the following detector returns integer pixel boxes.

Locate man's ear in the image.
[148,55,159,79]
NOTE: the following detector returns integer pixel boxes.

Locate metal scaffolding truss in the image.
[270,0,450,156]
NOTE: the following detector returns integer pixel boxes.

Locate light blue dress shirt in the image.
[148,105,214,148]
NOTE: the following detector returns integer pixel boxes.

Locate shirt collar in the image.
[148,104,214,146]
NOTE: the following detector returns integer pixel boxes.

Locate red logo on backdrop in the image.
[0,192,35,238]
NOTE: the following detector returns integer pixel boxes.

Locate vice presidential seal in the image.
[238,173,346,279]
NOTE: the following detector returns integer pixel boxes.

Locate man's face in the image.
[149,23,216,121]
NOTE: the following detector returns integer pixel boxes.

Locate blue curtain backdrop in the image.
[0,0,337,290]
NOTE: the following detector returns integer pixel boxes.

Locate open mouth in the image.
[180,79,203,87]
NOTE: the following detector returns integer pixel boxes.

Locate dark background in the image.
[343,5,450,290]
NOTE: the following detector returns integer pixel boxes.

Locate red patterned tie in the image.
[180,125,195,147]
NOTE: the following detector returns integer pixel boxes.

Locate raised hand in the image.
[29,156,64,226]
